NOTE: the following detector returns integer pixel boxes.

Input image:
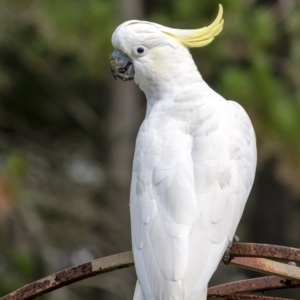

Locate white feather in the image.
[112,19,257,300]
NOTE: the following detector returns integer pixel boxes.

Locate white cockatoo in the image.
[110,5,256,300]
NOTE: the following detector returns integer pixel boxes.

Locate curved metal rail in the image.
[0,252,134,300]
[1,243,299,300]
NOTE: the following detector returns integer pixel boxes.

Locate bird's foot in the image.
[222,235,239,265]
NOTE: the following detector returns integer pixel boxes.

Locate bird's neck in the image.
[140,70,225,119]
[139,68,204,103]
[145,76,218,118]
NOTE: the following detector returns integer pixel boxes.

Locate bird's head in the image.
[110,4,224,93]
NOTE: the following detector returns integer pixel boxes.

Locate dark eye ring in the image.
[137,47,144,54]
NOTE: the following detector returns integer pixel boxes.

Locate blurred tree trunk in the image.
[248,159,297,246]
[96,1,147,297]
[106,0,146,250]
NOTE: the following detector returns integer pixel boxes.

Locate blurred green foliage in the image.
[0,0,299,299]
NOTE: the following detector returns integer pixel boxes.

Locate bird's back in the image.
[130,86,256,300]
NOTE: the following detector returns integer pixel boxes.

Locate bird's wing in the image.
[130,100,256,300]
[186,99,256,299]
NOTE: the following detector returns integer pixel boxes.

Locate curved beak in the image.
[110,49,135,81]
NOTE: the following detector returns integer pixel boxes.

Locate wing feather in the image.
[131,98,256,300]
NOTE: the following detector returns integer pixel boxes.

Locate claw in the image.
[222,235,239,265]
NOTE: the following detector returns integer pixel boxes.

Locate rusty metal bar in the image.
[231,243,300,262]
[1,243,300,300]
[0,252,133,300]
[230,257,300,281]
[210,294,292,300]
[207,276,300,297]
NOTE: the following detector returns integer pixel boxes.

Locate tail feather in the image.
[133,280,145,300]
[133,281,207,300]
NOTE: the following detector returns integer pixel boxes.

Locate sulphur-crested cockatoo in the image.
[110,5,256,300]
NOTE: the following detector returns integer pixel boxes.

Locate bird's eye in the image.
[133,45,148,56]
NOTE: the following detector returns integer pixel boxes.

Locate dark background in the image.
[0,0,299,299]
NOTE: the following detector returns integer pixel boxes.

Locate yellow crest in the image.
[162,4,224,48]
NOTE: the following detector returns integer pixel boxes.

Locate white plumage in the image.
[111,5,256,300]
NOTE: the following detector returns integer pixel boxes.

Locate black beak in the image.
[110,49,135,81]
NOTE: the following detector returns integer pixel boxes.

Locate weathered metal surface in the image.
[231,243,300,262]
[208,276,300,296]
[0,251,133,300]
[230,257,300,281]
[211,294,293,300]
[1,243,300,300]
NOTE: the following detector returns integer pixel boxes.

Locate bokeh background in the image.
[0,0,300,299]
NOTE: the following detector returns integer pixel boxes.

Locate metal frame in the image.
[1,242,299,300]
[208,243,300,299]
